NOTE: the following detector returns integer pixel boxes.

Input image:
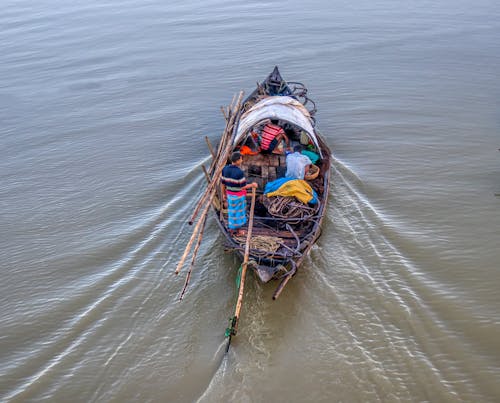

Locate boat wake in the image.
[302,155,487,400]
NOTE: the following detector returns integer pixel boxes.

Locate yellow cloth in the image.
[265,179,314,204]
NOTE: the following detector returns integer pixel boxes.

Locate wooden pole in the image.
[189,91,244,225]
[214,91,243,165]
[189,100,243,225]
[179,213,207,300]
[205,136,216,160]
[231,187,256,335]
[272,265,296,300]
[220,106,228,122]
[202,165,223,218]
[188,151,226,225]
[176,90,244,285]
[175,191,214,275]
[201,164,211,184]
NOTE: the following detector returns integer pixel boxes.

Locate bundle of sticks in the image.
[176,91,245,300]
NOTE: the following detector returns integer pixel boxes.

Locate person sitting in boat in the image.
[285,144,313,180]
[260,119,290,154]
[221,152,258,236]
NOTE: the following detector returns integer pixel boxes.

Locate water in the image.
[1,0,499,401]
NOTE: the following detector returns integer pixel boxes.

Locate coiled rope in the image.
[234,235,282,256]
[263,196,318,223]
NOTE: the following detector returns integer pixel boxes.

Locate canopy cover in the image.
[233,96,322,156]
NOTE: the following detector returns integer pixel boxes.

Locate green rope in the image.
[225,316,237,338]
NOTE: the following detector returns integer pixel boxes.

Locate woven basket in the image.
[304,164,319,180]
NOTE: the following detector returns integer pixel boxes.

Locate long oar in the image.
[226,187,256,351]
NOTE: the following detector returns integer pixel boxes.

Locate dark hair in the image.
[270,119,279,125]
[293,144,303,153]
[230,152,242,163]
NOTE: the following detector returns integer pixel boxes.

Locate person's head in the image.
[230,151,242,164]
[293,144,303,153]
[270,119,279,125]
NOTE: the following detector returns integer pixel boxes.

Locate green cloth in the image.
[301,150,319,164]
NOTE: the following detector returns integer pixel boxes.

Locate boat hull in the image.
[209,67,331,295]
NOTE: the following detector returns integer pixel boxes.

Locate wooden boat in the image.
[207,66,332,300]
[175,66,331,343]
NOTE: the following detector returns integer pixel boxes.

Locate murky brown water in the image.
[1,0,499,401]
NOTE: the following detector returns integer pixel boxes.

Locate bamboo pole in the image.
[201,164,211,184]
[205,136,216,160]
[179,213,207,300]
[175,191,214,275]
[189,91,244,225]
[212,93,242,171]
[231,187,256,335]
[217,91,243,155]
[220,106,228,122]
[176,90,244,282]
[272,265,296,300]
[201,165,223,215]
[176,165,220,284]
[193,98,240,221]
[209,100,235,175]
[188,148,228,225]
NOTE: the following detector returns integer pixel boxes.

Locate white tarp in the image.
[233,96,322,156]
